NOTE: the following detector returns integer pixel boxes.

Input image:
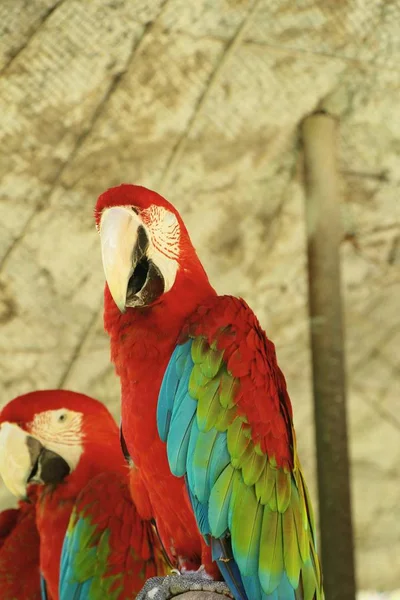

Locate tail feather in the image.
[211,536,248,600]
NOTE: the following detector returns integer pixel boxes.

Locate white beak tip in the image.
[117,302,126,314]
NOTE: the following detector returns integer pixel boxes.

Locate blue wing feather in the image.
[40,574,48,600]
[59,520,87,600]
[157,336,318,600]
[58,471,157,600]
[185,476,210,539]
[205,431,230,500]
[211,538,248,600]
[167,408,196,476]
[158,341,192,441]
[158,339,251,599]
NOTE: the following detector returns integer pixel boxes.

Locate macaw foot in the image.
[180,564,213,579]
[135,572,233,599]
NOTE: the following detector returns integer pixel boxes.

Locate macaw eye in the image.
[163,211,177,227]
[58,413,67,423]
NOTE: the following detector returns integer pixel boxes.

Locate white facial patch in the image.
[30,408,83,472]
[141,205,180,293]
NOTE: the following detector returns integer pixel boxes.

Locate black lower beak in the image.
[26,436,43,482]
[36,448,70,485]
[125,226,165,308]
[26,436,70,486]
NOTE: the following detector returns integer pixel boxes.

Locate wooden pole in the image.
[301,113,356,600]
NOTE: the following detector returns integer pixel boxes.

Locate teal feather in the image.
[206,431,230,499]
[208,464,236,538]
[211,538,248,600]
[167,400,197,477]
[276,573,296,600]
[172,359,195,417]
[158,341,192,440]
[231,482,262,577]
[40,575,48,600]
[59,517,93,600]
[185,480,210,538]
[228,468,244,531]
[242,574,262,600]
[157,332,323,600]
[175,342,192,377]
[259,506,284,595]
[192,428,220,502]
[186,416,200,495]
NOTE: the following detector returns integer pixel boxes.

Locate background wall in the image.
[0,0,399,591]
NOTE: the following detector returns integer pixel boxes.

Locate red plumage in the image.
[0,490,42,599]
[0,390,167,599]
[0,390,124,599]
[97,185,295,574]
[183,295,293,467]
[98,192,216,570]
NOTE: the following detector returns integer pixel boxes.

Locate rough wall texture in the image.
[0,0,398,591]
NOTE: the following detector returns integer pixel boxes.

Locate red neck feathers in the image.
[104,254,216,376]
[103,253,216,457]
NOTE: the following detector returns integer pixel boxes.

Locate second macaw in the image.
[0,389,168,600]
[96,184,324,600]
[0,488,42,599]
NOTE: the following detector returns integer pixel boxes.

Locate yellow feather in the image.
[200,345,224,379]
[197,378,220,431]
[188,364,210,400]
[268,481,278,512]
[241,450,266,487]
[259,506,284,594]
[276,468,291,513]
[283,505,302,589]
[300,560,317,600]
[214,405,236,432]
[231,438,253,469]
[255,462,276,504]
[219,369,239,409]
[227,417,251,460]
[191,337,209,363]
[291,482,310,562]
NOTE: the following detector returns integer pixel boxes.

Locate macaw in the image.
[0,389,168,600]
[96,184,324,600]
[0,488,42,599]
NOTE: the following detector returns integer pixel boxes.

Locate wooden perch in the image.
[302,113,356,600]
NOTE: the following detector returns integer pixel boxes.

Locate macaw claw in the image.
[136,573,233,599]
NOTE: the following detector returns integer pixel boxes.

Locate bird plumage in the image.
[96,184,324,599]
[157,296,323,600]
[0,492,42,600]
[0,390,168,600]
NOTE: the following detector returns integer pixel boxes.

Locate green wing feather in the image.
[191,335,322,599]
[159,309,324,600]
[59,471,167,600]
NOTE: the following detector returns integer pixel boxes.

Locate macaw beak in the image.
[99,206,165,311]
[99,206,143,313]
[0,422,39,498]
[0,422,70,498]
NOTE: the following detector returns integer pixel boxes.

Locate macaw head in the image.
[95,184,213,313]
[0,390,120,499]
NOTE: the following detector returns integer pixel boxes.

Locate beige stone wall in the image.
[0,0,398,590]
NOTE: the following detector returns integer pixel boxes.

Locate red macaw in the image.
[96,184,324,600]
[0,488,42,599]
[0,390,168,600]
